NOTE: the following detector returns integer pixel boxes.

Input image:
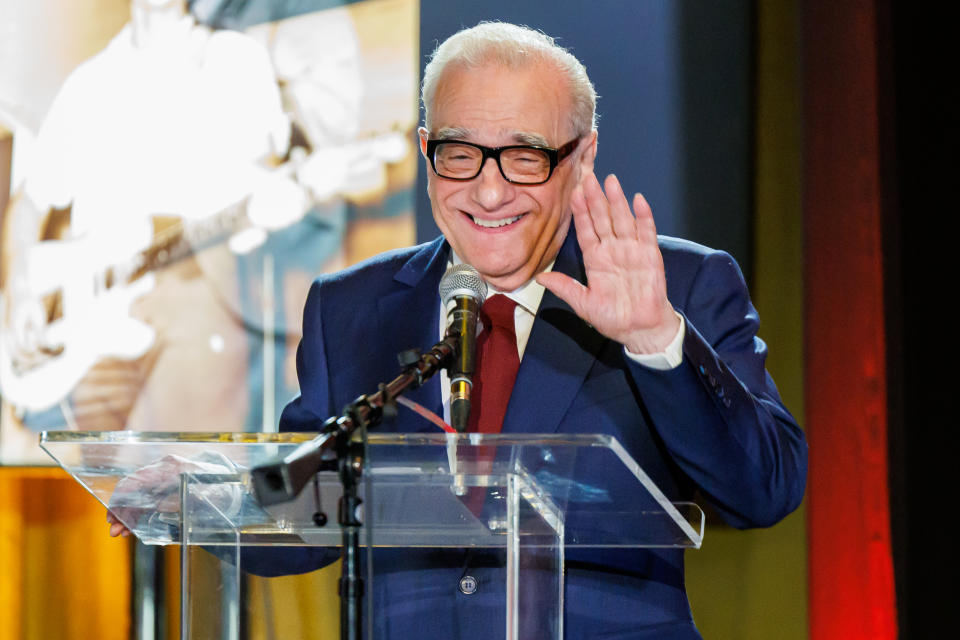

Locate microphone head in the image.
[439,263,487,306]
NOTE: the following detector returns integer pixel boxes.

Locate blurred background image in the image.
[0,0,419,462]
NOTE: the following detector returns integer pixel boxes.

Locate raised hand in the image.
[536,172,680,354]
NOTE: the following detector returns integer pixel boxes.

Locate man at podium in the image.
[268,21,807,640]
[110,21,807,640]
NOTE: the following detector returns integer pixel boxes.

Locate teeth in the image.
[471,214,522,228]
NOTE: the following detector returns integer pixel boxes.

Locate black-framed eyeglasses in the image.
[425,137,581,185]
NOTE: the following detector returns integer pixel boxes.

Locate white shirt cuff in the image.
[623,312,685,370]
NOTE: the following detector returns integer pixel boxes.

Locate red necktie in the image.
[467,294,520,434]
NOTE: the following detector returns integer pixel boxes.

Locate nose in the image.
[469,157,515,211]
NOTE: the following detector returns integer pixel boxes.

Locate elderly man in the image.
[249,22,805,639]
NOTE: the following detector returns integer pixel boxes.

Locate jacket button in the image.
[459,575,478,594]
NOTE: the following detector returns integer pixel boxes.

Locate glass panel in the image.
[39,430,704,548]
[41,431,704,639]
[180,472,241,640]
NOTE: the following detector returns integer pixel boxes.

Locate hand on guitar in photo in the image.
[0,172,306,413]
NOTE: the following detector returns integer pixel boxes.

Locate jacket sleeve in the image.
[626,248,807,528]
[279,278,335,432]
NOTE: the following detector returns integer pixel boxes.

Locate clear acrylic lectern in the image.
[41,431,704,640]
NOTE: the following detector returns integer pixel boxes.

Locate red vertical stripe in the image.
[802,1,898,638]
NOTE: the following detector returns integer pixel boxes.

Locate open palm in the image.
[537,172,679,354]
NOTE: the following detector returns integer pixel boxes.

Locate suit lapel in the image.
[502,227,608,435]
[375,238,449,422]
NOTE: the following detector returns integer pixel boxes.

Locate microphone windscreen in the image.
[439,263,487,306]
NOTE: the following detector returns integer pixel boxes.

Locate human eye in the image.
[503,148,549,174]
[448,150,474,162]
[438,143,478,162]
[435,143,481,176]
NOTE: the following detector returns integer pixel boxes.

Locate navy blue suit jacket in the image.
[260,227,807,639]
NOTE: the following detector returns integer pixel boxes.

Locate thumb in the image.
[536,272,589,318]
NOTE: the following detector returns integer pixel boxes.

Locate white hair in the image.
[421,22,598,138]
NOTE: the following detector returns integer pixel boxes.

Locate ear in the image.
[417,126,429,158]
[579,130,598,174]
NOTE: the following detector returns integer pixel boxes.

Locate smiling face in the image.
[420,62,596,290]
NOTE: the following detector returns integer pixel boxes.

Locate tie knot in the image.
[482,294,517,331]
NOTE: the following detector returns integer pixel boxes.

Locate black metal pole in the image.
[338,439,364,640]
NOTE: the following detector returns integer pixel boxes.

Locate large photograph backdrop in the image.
[0,0,419,463]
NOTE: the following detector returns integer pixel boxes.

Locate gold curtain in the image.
[0,468,131,640]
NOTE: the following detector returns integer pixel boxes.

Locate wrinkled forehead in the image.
[428,62,574,144]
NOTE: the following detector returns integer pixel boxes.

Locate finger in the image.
[581,171,613,238]
[632,192,657,242]
[604,174,637,238]
[108,508,134,537]
[570,184,600,250]
[536,272,589,319]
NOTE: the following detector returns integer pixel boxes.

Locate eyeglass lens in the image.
[434,143,551,183]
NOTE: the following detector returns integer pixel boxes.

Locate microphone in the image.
[438,264,488,432]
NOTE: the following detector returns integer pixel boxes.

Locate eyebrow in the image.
[433,127,552,148]
[435,127,473,141]
[513,132,551,147]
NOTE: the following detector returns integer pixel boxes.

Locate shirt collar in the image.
[448,251,554,316]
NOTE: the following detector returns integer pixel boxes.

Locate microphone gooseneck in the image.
[438,264,488,432]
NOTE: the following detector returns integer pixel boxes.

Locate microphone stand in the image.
[250,332,459,640]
